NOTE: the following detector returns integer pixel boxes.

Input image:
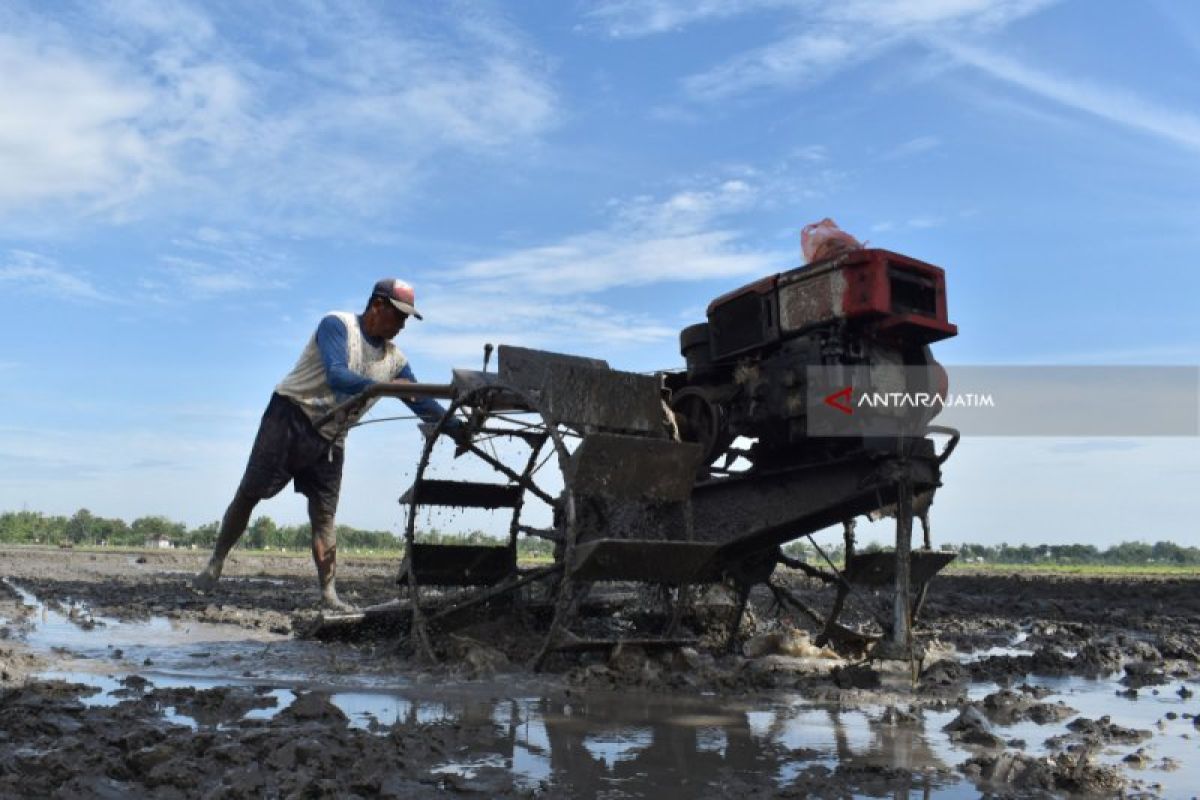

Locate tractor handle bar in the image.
[312,382,457,431]
[925,425,960,465]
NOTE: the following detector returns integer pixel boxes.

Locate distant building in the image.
[145,534,173,550]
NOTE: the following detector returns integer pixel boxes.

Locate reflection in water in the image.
[347,690,962,796]
[3,578,288,660]
[8,582,1197,797]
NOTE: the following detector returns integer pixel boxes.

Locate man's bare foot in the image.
[192,560,223,592]
[320,593,358,613]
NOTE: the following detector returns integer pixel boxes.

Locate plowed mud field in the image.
[2,546,1198,798]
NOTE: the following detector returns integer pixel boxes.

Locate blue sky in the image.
[0,0,1197,546]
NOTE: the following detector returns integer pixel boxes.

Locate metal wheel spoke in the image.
[528,447,558,481]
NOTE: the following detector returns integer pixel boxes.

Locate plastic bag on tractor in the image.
[801,218,863,263]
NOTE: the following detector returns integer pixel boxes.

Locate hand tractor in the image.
[316,248,960,668]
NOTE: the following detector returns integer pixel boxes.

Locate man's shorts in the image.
[237,393,344,516]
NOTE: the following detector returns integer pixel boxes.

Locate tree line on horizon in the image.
[0,509,1195,565]
[773,538,1200,566]
[0,509,558,555]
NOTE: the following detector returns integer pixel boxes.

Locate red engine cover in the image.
[709,248,957,347]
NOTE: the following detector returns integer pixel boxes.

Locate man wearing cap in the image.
[194,279,453,611]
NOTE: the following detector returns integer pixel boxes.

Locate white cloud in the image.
[883,135,942,160]
[614,180,759,234]
[454,230,773,296]
[153,228,290,297]
[585,0,791,38]
[685,30,870,100]
[823,0,1052,29]
[160,257,268,295]
[870,215,945,232]
[393,59,557,150]
[590,0,1053,39]
[936,40,1200,154]
[627,1,1200,165]
[409,179,788,356]
[449,181,781,297]
[0,251,114,302]
[0,2,559,228]
[0,34,156,211]
[408,299,679,364]
[792,144,830,162]
[588,0,1057,100]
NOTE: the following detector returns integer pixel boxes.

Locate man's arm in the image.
[316,315,374,402]
[394,363,457,425]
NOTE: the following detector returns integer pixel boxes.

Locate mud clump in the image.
[1044,714,1153,755]
[963,751,1127,795]
[772,762,956,798]
[0,680,536,799]
[943,705,1005,748]
[829,663,881,690]
[980,689,1076,726]
[918,658,968,697]
[743,627,838,660]
[445,634,512,678]
[150,685,281,727]
[1074,641,1123,676]
[0,645,42,684]
[1121,660,1169,689]
[1157,633,1200,661]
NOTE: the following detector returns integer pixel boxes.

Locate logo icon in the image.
[824,386,854,415]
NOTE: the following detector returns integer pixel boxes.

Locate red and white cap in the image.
[372,278,423,320]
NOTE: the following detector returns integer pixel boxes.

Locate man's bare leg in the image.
[310,497,355,611]
[193,488,259,591]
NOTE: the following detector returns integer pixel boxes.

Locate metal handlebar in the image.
[312,382,457,431]
[925,425,960,465]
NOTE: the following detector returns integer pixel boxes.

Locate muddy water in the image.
[5,578,1199,797]
[959,676,1200,796]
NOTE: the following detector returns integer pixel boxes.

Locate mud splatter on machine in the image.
[318,248,960,667]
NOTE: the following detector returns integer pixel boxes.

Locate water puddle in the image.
[1,578,365,687]
[3,582,1197,795]
[959,644,1036,662]
[5,578,285,653]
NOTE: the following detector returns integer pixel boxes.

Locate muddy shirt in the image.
[313,314,448,425]
[276,312,445,441]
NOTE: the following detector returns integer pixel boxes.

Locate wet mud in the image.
[2,546,1199,797]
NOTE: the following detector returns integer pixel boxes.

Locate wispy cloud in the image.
[412,178,789,355]
[585,0,792,38]
[634,2,1200,159]
[159,257,269,295]
[590,0,1055,39]
[0,250,115,302]
[449,179,780,296]
[685,30,873,100]
[0,33,156,213]
[152,227,290,297]
[453,230,772,295]
[586,0,1058,100]
[935,40,1200,154]
[408,299,679,364]
[870,216,945,233]
[882,135,942,160]
[0,1,559,229]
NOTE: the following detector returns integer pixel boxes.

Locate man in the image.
[194,278,455,610]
